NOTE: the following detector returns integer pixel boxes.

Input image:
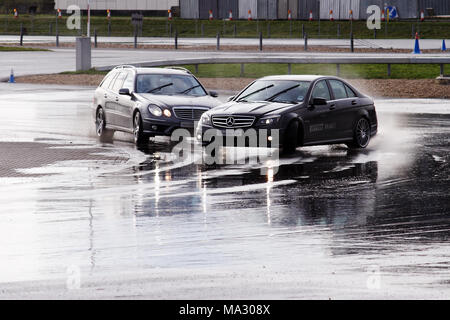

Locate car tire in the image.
[347,117,371,149]
[96,107,114,141]
[133,111,150,145]
[282,121,299,155]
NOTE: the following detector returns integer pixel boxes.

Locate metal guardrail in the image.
[96,55,450,77]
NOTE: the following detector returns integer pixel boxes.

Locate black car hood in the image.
[210,101,299,117]
[135,93,220,108]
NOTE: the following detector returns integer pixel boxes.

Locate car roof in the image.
[111,66,192,76]
[135,67,190,75]
[258,75,327,81]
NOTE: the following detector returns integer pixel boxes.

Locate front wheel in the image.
[347,117,371,149]
[133,111,150,145]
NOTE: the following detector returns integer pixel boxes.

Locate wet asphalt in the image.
[0,83,449,299]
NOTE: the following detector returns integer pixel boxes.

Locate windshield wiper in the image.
[179,84,201,94]
[147,83,173,93]
[272,99,298,104]
[266,84,300,102]
[237,84,274,102]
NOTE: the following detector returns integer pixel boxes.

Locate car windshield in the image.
[236,80,311,104]
[136,74,207,96]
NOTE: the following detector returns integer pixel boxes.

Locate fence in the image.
[96,55,450,78]
[1,14,450,40]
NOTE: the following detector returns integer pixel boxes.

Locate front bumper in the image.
[142,117,199,137]
[195,125,284,147]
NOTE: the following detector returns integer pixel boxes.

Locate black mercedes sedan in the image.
[196,75,377,154]
[94,65,221,144]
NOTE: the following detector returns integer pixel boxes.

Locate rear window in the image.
[100,72,116,89]
[345,84,357,98]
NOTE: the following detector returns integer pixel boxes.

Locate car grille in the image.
[212,115,255,128]
[173,107,208,121]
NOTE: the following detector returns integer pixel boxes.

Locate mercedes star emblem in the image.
[226,117,235,127]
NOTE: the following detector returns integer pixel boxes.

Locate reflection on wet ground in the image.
[0,84,448,298]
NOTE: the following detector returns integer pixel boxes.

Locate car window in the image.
[235,80,310,103]
[311,80,331,101]
[111,72,127,93]
[345,84,357,98]
[329,80,348,100]
[107,72,119,90]
[122,72,134,92]
[135,74,207,96]
[100,72,116,89]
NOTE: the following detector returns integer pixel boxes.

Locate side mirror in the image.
[227,95,235,102]
[311,97,327,105]
[119,88,131,96]
[209,91,218,98]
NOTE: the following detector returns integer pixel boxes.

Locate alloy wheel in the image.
[96,108,105,136]
[356,118,370,148]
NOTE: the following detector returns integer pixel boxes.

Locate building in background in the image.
[53,0,179,12]
[180,0,450,20]
[1,0,54,13]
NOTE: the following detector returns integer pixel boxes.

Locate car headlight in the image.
[163,109,172,117]
[148,104,162,117]
[259,116,280,125]
[200,113,211,126]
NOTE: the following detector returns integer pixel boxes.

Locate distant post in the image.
[19,23,23,46]
[216,32,220,50]
[107,9,111,36]
[259,32,263,51]
[175,30,178,49]
[350,32,354,52]
[304,33,308,51]
[318,0,321,37]
[87,0,91,37]
[76,37,91,71]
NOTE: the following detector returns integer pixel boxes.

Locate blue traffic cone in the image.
[8,69,15,83]
[413,33,421,54]
[442,39,447,51]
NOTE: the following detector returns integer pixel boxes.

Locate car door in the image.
[116,71,136,130]
[103,72,119,126]
[342,83,360,139]
[303,79,335,144]
[109,71,128,128]
[327,79,353,140]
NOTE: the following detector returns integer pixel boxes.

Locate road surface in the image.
[0,83,448,299]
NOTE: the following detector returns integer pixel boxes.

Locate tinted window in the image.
[329,80,347,100]
[111,72,127,93]
[345,84,357,98]
[122,72,134,91]
[100,72,116,89]
[136,74,207,96]
[312,80,331,101]
[236,80,310,103]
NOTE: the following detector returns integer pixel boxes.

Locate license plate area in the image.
[180,121,194,128]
